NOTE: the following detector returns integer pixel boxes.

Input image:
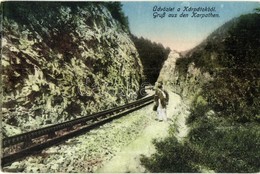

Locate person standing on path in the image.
[154,81,169,121]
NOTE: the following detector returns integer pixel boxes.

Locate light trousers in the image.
[157,100,167,121]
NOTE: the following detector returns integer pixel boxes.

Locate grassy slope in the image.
[141,13,260,173]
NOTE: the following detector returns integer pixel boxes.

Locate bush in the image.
[142,116,260,173]
[188,121,260,172]
[186,94,210,124]
[140,137,199,172]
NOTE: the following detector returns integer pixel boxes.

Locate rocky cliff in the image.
[159,51,213,103]
[158,50,212,104]
[144,12,260,173]
[159,13,259,120]
[2,2,143,136]
[157,51,180,88]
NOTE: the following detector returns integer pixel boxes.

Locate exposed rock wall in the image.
[157,51,180,89]
[158,51,212,103]
[159,18,241,103]
[168,61,212,103]
[159,13,260,118]
[2,3,143,136]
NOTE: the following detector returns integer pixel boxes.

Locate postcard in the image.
[1,1,260,173]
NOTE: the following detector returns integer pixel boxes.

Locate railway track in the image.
[2,95,154,167]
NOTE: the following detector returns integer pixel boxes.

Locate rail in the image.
[2,95,154,166]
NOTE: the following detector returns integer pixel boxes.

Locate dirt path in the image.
[96,91,184,173]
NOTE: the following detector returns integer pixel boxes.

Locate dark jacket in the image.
[154,88,169,108]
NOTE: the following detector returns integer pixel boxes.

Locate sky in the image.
[122,1,260,52]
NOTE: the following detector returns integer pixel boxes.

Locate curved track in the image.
[2,95,154,166]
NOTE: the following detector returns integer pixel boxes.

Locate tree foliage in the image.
[103,2,129,31]
[254,7,260,13]
[141,13,260,173]
[131,35,171,84]
[204,13,260,122]
[175,13,260,122]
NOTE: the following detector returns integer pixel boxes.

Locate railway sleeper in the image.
[104,114,113,119]
[98,114,109,119]
[22,139,33,149]
[66,126,74,131]
[48,132,56,139]
[86,120,93,125]
[93,117,101,122]
[80,122,87,126]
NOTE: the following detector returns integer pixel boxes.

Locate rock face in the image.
[159,13,259,121]
[2,2,143,136]
[158,50,212,103]
[157,51,180,88]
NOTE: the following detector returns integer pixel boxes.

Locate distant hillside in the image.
[142,12,260,173]
[174,13,260,122]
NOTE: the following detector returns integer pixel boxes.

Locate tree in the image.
[103,2,130,31]
[131,35,171,84]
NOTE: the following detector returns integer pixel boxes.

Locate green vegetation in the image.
[103,2,129,30]
[141,13,260,172]
[204,13,260,123]
[131,35,171,84]
[141,136,200,172]
[176,13,260,123]
[142,118,260,172]
[255,7,260,13]
[188,121,260,172]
